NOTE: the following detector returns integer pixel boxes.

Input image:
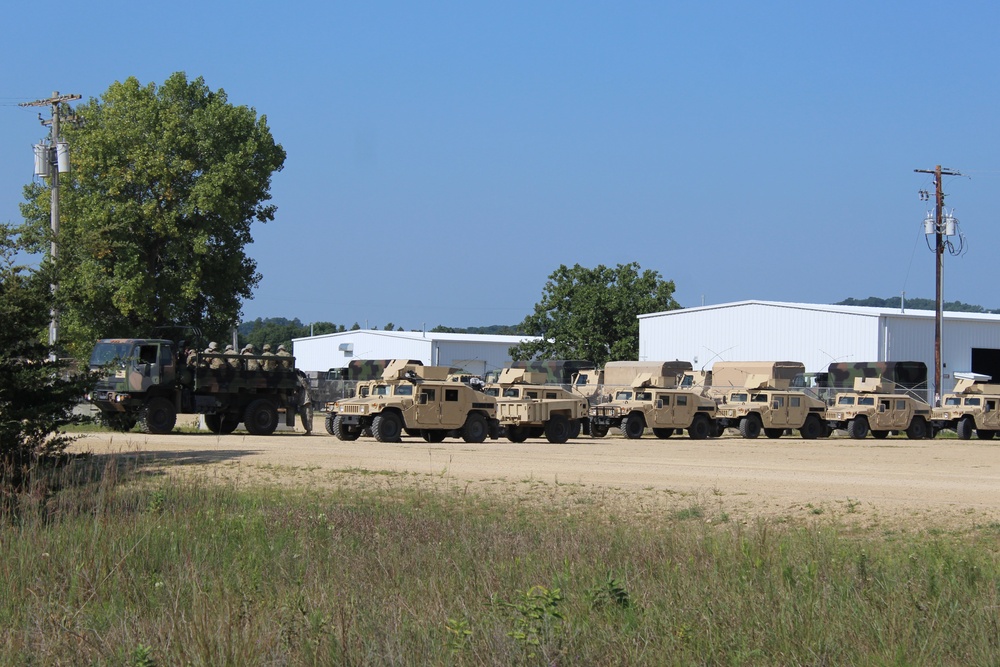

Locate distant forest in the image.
[836,297,1000,314]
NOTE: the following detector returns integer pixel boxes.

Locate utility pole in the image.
[914,165,961,405]
[20,91,81,357]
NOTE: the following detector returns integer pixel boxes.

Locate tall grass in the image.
[1,457,998,665]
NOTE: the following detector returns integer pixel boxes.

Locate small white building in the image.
[291,330,539,376]
[638,300,1000,399]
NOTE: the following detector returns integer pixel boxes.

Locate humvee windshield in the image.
[966,397,981,406]
[858,397,875,406]
[838,396,855,405]
[945,396,961,406]
[615,391,632,401]
[730,393,748,403]
[503,388,520,398]
[635,391,652,401]
[751,393,768,403]
[373,385,389,396]
[90,342,133,367]
[484,387,500,397]
[394,385,413,396]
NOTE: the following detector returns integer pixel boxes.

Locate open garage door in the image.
[971,348,1000,382]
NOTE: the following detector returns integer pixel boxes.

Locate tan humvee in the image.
[324,379,378,434]
[573,361,692,406]
[490,369,590,443]
[712,363,828,439]
[589,373,717,440]
[329,363,497,443]
[825,377,932,439]
[931,374,1000,440]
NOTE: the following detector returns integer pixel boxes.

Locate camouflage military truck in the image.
[575,360,693,406]
[510,360,596,387]
[712,362,827,439]
[87,338,303,435]
[825,377,932,439]
[490,369,590,443]
[328,362,497,443]
[824,361,928,401]
[589,373,717,440]
[931,373,1000,440]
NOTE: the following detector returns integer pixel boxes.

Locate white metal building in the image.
[638,300,1000,399]
[291,330,539,376]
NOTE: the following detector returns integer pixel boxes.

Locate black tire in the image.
[590,423,609,438]
[324,413,337,436]
[545,414,571,444]
[620,413,645,439]
[764,427,784,439]
[871,430,889,439]
[688,415,710,440]
[568,419,582,440]
[847,417,869,439]
[372,412,403,443]
[422,430,446,443]
[712,422,726,438]
[332,415,360,441]
[219,414,240,434]
[739,415,762,439]
[957,416,975,440]
[139,397,176,434]
[906,417,928,440]
[462,413,488,443]
[244,399,279,435]
[978,429,996,440]
[100,412,136,432]
[799,415,822,440]
[652,427,674,439]
[506,425,529,443]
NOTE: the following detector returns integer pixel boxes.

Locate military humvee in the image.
[711,362,828,439]
[589,373,717,440]
[329,362,497,443]
[825,377,932,439]
[87,338,303,435]
[489,369,590,443]
[931,373,1000,440]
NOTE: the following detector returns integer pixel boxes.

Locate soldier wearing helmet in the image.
[224,344,240,369]
[261,343,277,371]
[205,341,224,370]
[241,344,259,371]
[276,344,292,369]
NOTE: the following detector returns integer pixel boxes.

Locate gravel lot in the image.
[71,426,1000,529]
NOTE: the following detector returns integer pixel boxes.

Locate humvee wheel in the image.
[652,428,674,439]
[404,428,420,437]
[139,397,177,434]
[372,412,403,443]
[871,430,889,439]
[620,413,646,439]
[590,424,609,438]
[206,413,240,435]
[906,417,928,440]
[244,399,279,435]
[324,414,337,436]
[332,415,360,441]
[763,428,784,439]
[978,429,996,440]
[956,416,975,440]
[739,415,762,439]
[568,419,582,439]
[506,425,529,443]
[461,413,488,443]
[100,412,136,432]
[688,415,711,440]
[847,417,869,439]
[545,414,571,444]
[422,430,447,443]
[799,415,822,440]
[712,422,726,438]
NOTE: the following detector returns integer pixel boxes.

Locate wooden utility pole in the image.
[914,165,961,405]
[19,91,81,355]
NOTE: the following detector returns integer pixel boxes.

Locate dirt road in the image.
[72,429,1000,528]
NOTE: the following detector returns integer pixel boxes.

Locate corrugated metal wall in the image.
[292,332,431,372]
[437,341,518,376]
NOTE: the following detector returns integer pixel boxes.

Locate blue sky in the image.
[3,1,998,330]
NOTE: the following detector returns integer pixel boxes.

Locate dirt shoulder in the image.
[70,429,1000,531]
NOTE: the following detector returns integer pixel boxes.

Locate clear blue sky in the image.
[3,1,999,330]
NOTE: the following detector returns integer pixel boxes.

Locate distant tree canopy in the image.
[237,318,343,351]
[431,324,526,335]
[18,72,286,359]
[836,297,999,314]
[510,263,680,366]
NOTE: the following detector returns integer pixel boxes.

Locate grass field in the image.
[2,454,999,666]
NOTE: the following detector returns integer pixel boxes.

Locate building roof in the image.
[292,329,539,345]
[639,300,1000,323]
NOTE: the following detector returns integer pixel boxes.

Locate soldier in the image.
[276,344,292,369]
[261,343,277,371]
[185,346,198,368]
[242,344,259,371]
[295,369,314,434]
[205,342,225,370]
[224,344,240,369]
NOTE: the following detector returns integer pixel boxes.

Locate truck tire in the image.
[332,415,360,441]
[372,412,403,443]
[978,429,996,440]
[688,415,710,440]
[739,415,762,439]
[847,417,869,439]
[906,417,928,440]
[545,414,571,444]
[568,419,582,440]
[206,413,240,435]
[763,428,784,439]
[506,425,529,443]
[957,416,975,440]
[620,413,645,439]
[422,430,447,443]
[324,413,337,436]
[139,397,176,434]
[799,415,822,440]
[652,428,674,439]
[590,422,609,438]
[244,399,279,435]
[461,413,488,443]
[871,430,889,439]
